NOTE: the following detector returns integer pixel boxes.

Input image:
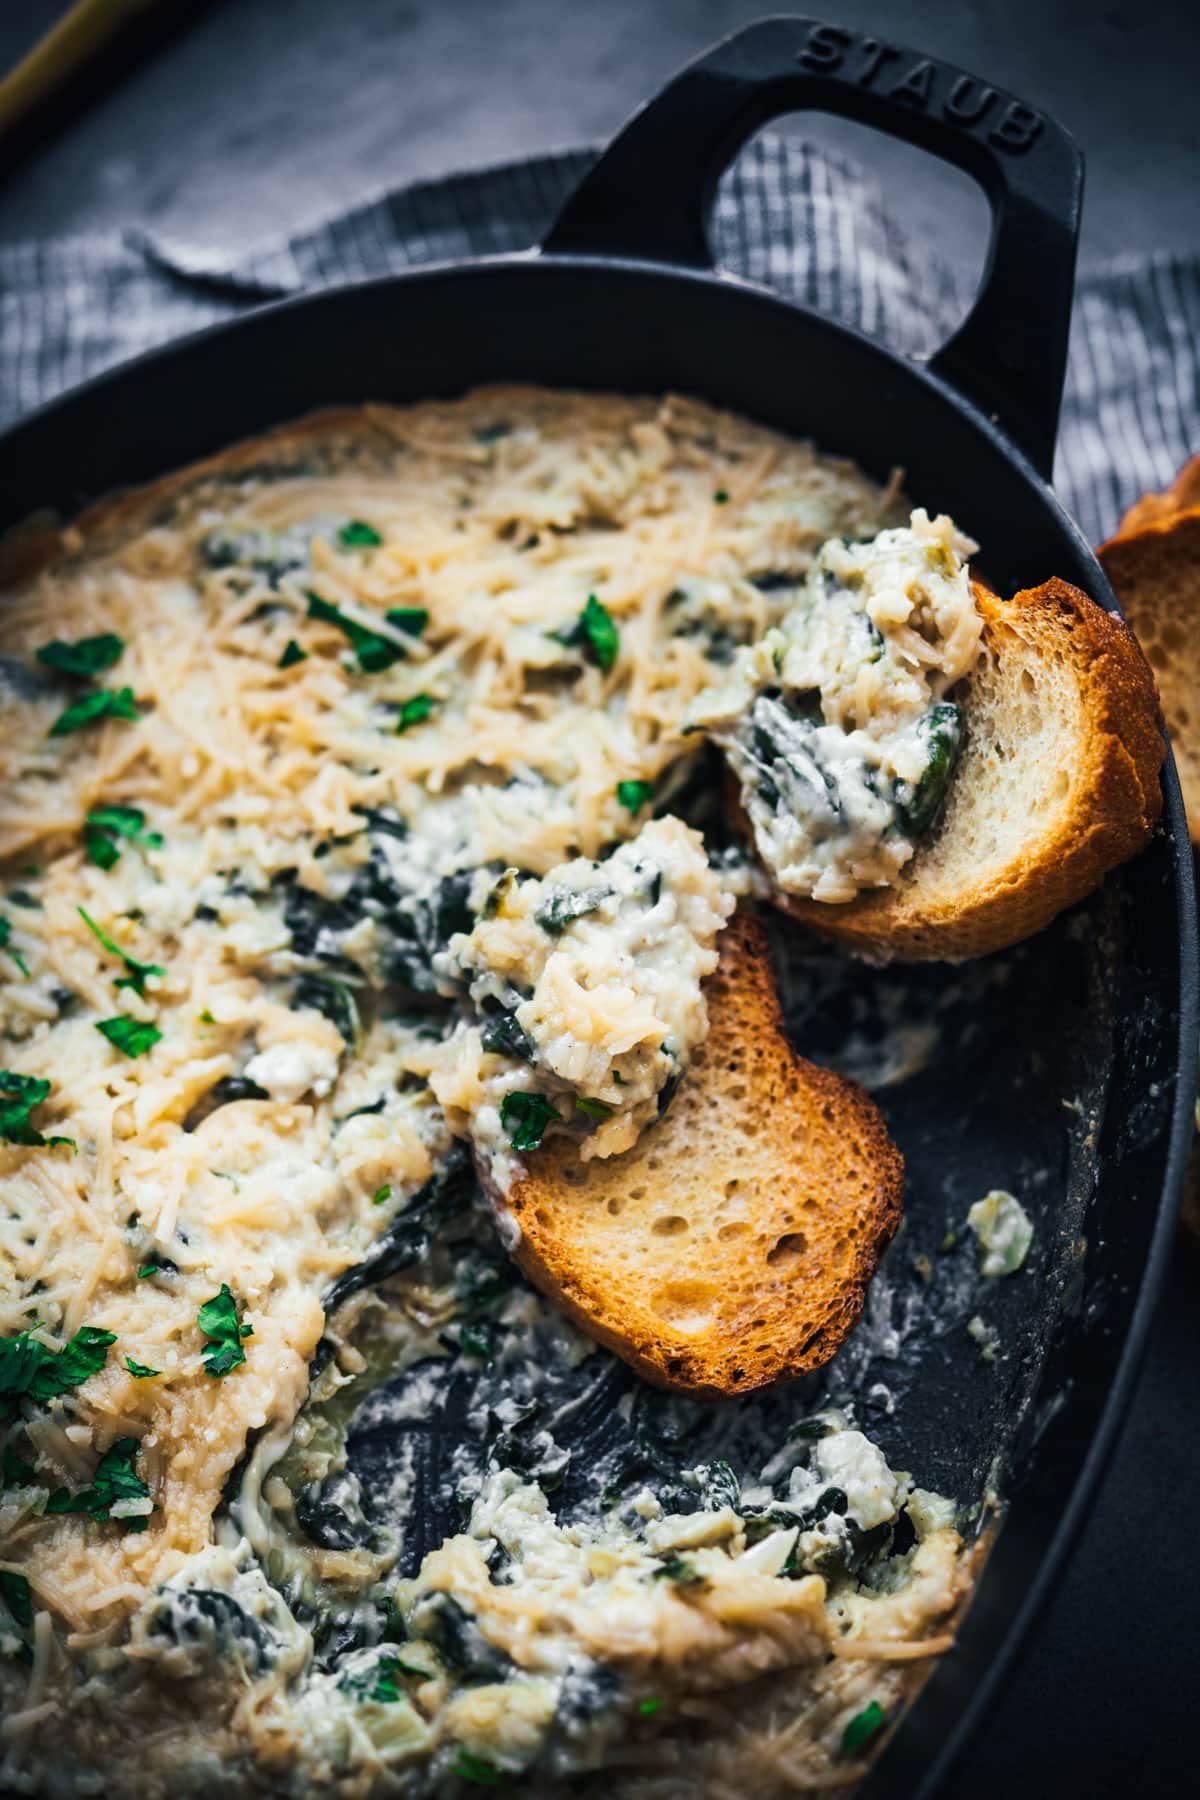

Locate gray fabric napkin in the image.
[0,137,1196,547]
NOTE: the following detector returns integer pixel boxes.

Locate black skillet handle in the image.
[543,17,1083,479]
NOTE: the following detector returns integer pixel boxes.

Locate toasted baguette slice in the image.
[771,579,1164,962]
[1115,452,1200,536]
[1099,511,1200,845]
[477,909,904,1398]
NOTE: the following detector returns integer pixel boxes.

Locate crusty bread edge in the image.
[765,579,1165,962]
[474,910,906,1398]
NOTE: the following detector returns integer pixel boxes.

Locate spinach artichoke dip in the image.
[0,391,975,1797]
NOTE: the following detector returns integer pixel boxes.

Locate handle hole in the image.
[713,120,990,358]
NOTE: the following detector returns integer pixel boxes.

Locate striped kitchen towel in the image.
[0,135,1196,546]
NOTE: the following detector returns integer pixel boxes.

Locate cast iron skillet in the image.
[0,17,1196,1796]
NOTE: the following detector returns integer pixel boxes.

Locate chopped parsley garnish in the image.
[0,1325,115,1419]
[650,1553,705,1588]
[616,778,654,814]
[841,1699,886,1755]
[713,488,729,503]
[124,1357,159,1379]
[395,693,436,734]
[96,1016,162,1058]
[35,632,124,678]
[278,638,308,668]
[575,1096,613,1120]
[48,686,139,738]
[197,1284,252,1377]
[45,1437,151,1533]
[0,1570,31,1629]
[77,907,164,995]
[0,1072,73,1149]
[449,1751,507,1788]
[534,883,610,934]
[553,594,619,673]
[83,824,120,869]
[83,805,162,869]
[1,925,30,976]
[480,1009,534,1062]
[372,1184,392,1207]
[306,591,406,673]
[8,891,40,910]
[499,1090,560,1152]
[338,520,383,549]
[638,1697,664,1717]
[385,606,429,637]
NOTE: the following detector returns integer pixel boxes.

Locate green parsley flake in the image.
[616,778,654,814]
[83,824,120,869]
[77,907,164,996]
[841,1700,886,1755]
[713,488,730,503]
[96,1016,162,1058]
[0,1325,116,1420]
[385,606,429,637]
[499,1090,560,1151]
[49,686,139,738]
[0,917,30,977]
[574,1096,613,1120]
[45,1437,152,1533]
[638,1697,664,1717]
[278,639,308,668]
[338,520,383,548]
[449,1751,507,1788]
[197,1284,252,1377]
[35,632,124,678]
[395,693,436,734]
[0,1072,74,1149]
[372,1185,392,1207]
[554,594,619,672]
[306,591,406,673]
[124,1357,159,1379]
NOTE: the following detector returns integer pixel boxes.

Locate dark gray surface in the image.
[1,3,1198,1796]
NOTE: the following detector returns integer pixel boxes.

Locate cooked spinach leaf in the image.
[534,882,609,934]
[324,1145,477,1313]
[183,1074,269,1132]
[892,701,964,837]
[479,1008,534,1062]
[292,972,360,1048]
